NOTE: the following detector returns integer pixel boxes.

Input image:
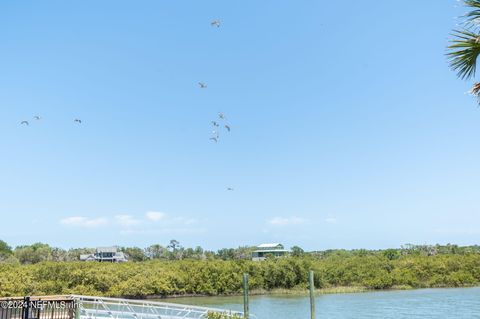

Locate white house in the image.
[80,246,128,262]
[251,243,289,261]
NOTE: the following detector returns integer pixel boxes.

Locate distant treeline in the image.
[0,239,258,264]
[0,239,479,264]
[0,240,479,298]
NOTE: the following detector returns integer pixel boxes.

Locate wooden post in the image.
[309,270,316,319]
[243,273,249,319]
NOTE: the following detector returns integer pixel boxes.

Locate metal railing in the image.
[72,295,245,319]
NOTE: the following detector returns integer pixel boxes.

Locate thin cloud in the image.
[146,211,167,221]
[119,212,199,235]
[120,227,207,236]
[146,212,196,225]
[433,227,480,235]
[268,216,306,226]
[115,215,142,227]
[60,216,108,227]
[61,211,198,234]
[325,217,338,224]
[171,216,197,225]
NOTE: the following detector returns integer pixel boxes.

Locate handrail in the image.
[71,295,245,319]
[0,295,248,319]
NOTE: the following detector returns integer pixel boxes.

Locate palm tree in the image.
[448,0,480,99]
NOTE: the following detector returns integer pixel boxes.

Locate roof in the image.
[257,243,283,248]
[253,249,289,253]
[79,254,95,260]
[96,246,118,253]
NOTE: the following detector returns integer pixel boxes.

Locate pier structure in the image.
[0,295,246,319]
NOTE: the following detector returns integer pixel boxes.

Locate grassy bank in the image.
[157,287,371,300]
[250,286,370,296]
[0,254,479,298]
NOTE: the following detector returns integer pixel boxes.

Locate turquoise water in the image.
[165,288,480,318]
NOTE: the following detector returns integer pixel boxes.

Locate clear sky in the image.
[0,1,478,251]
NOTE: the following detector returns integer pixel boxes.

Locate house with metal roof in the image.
[80,246,128,262]
[252,243,289,261]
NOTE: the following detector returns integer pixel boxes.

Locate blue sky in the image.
[0,1,479,251]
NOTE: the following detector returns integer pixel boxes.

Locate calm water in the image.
[164,288,480,318]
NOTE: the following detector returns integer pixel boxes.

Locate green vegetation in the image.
[0,241,479,298]
[448,0,480,100]
[206,312,243,319]
[3,239,479,265]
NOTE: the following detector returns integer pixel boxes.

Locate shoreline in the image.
[140,285,479,301]
[138,287,370,300]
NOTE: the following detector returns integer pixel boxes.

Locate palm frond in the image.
[447,29,480,79]
[463,1,480,26]
[470,82,480,97]
[465,0,480,7]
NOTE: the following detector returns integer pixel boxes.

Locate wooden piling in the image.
[243,273,249,319]
[309,270,315,319]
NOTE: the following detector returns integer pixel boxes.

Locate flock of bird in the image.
[201,21,232,145]
[207,20,233,191]
[21,116,82,126]
[19,19,233,191]
[20,116,41,126]
[209,112,231,143]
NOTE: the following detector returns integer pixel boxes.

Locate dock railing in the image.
[1,296,246,319]
[72,295,245,319]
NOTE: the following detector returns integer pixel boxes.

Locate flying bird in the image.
[209,137,218,143]
[218,112,226,120]
[74,119,82,124]
[211,20,221,28]
[227,187,234,191]
[33,116,41,120]
[198,82,207,89]
[211,121,219,127]
[20,121,29,126]
[224,125,231,132]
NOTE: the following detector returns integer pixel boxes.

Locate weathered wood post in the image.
[309,270,316,319]
[243,273,249,319]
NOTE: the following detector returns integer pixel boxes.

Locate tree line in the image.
[0,253,479,298]
[0,239,479,265]
[0,239,261,264]
[0,239,479,298]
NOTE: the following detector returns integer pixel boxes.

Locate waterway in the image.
[165,287,480,318]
